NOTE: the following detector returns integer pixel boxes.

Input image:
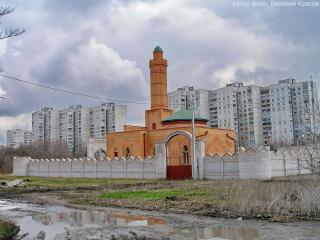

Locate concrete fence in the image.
[203,154,239,179]
[203,146,313,180]
[14,156,158,179]
[13,144,315,180]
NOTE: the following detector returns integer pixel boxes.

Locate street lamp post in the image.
[191,103,196,178]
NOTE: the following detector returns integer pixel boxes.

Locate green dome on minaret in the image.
[153,46,163,52]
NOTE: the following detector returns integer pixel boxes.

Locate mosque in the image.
[106,46,236,179]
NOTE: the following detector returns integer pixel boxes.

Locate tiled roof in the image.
[162,109,208,122]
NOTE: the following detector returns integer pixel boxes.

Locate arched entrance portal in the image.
[165,131,192,180]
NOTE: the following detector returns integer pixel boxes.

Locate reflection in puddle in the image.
[7,200,320,240]
[32,211,167,227]
[19,209,260,240]
[17,210,166,239]
[175,224,259,240]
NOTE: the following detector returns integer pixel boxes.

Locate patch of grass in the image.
[99,190,178,200]
[0,224,7,238]
[0,175,156,188]
[0,222,16,240]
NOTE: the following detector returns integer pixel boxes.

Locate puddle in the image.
[1,200,320,240]
[16,209,166,239]
[30,210,166,227]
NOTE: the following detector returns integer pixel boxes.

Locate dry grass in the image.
[226,178,320,218]
[1,174,320,220]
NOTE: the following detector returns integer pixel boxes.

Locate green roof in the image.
[162,109,208,123]
[153,46,163,52]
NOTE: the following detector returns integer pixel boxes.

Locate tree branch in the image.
[0,6,15,17]
[0,28,25,39]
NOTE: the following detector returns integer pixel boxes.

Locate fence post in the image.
[48,160,50,177]
[142,159,144,179]
[70,160,73,178]
[110,160,112,178]
[96,160,98,179]
[222,157,224,179]
[297,157,301,175]
[283,155,287,177]
[58,160,61,178]
[125,158,127,178]
[82,159,85,177]
[310,153,314,174]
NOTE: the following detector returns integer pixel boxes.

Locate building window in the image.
[152,122,156,129]
[183,145,189,165]
[125,147,131,157]
[114,148,118,157]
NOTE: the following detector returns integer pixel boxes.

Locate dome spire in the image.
[153,46,163,52]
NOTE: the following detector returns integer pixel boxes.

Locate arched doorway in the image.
[164,131,192,180]
[94,149,106,160]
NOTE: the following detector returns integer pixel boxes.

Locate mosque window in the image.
[114,148,118,157]
[183,145,189,165]
[125,147,131,157]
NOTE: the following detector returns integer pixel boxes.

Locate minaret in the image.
[145,46,172,130]
[149,46,168,109]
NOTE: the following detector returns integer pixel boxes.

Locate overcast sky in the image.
[0,0,319,143]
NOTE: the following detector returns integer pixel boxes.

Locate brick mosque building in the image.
[106,46,235,179]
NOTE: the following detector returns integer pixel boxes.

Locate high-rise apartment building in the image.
[207,79,318,147]
[111,104,127,132]
[7,129,33,148]
[32,111,45,143]
[59,106,76,151]
[237,84,263,147]
[31,102,127,153]
[291,80,318,144]
[168,86,209,120]
[90,104,108,139]
[260,79,295,146]
[90,102,127,139]
[259,79,318,146]
[32,107,60,144]
[170,79,318,148]
[209,83,263,148]
[209,83,238,130]
[43,107,60,143]
[74,105,90,152]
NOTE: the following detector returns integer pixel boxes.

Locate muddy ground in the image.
[1,199,320,240]
[1,175,320,222]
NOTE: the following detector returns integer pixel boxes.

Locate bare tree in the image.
[296,119,320,174]
[0,6,25,39]
[288,97,320,174]
[74,143,87,158]
[0,142,73,173]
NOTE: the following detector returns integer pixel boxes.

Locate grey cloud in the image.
[233,65,316,87]
[1,37,148,117]
[202,0,320,43]
[1,0,320,144]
